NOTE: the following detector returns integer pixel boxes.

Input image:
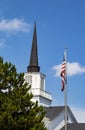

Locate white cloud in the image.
[0,18,30,34]
[71,107,85,122]
[53,62,85,77]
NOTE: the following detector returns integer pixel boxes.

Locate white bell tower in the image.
[24,22,52,106]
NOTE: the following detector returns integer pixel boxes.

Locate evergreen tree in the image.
[0,57,47,130]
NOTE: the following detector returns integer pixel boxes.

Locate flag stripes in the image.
[60,56,66,91]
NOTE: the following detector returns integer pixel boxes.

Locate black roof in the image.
[44,106,77,123]
[44,106,65,120]
[27,22,40,72]
[60,123,85,130]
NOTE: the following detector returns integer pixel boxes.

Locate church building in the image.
[24,22,85,130]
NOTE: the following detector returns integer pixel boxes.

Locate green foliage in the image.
[0,57,47,130]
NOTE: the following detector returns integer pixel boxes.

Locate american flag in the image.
[60,55,66,91]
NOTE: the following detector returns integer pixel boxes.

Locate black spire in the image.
[27,22,40,72]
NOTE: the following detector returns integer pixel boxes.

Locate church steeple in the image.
[27,22,40,72]
[25,22,52,106]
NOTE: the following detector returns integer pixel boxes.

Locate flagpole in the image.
[64,48,67,130]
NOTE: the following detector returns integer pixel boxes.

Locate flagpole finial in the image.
[65,48,67,51]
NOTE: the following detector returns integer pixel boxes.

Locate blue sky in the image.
[0,0,85,122]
